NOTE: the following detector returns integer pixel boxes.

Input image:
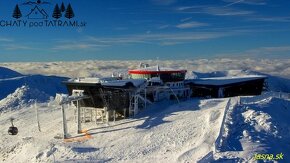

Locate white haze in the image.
[0,59,289,78]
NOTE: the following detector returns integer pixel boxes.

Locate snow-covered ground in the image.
[1,95,289,162]
[0,99,227,162]
[0,60,290,162]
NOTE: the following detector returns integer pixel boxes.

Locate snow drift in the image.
[211,96,290,162]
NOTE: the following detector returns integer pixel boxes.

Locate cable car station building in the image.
[63,64,267,123]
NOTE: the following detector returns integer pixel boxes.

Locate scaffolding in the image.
[129,83,152,116]
[59,91,90,139]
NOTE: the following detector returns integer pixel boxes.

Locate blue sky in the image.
[0,0,290,62]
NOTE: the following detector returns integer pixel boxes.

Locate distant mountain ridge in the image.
[0,67,23,79]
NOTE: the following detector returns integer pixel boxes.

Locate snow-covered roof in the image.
[132,65,173,71]
[68,78,101,84]
[188,75,267,86]
[67,77,120,84]
[101,79,146,87]
[129,65,186,72]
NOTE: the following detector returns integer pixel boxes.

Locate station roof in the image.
[129,65,187,74]
[186,75,267,86]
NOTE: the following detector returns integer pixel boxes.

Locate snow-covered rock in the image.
[0,74,68,100]
[0,85,50,112]
[0,67,68,111]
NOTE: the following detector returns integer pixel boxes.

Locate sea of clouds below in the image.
[0,59,289,79]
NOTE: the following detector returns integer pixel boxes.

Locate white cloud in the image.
[176,5,254,16]
[177,6,205,11]
[180,17,192,22]
[85,31,232,46]
[223,0,266,7]
[158,25,170,29]
[0,37,13,42]
[52,43,109,50]
[52,29,255,50]
[246,46,290,55]
[176,21,208,29]
[224,0,245,7]
[248,16,290,22]
[160,41,182,46]
[2,44,36,50]
[218,45,290,59]
[205,7,254,16]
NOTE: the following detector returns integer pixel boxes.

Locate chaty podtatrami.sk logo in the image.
[1,0,86,28]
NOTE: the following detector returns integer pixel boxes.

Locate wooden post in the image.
[35,101,41,132]
[144,88,147,109]
[106,110,109,123]
[123,109,126,119]
[102,108,105,123]
[113,110,116,122]
[77,100,82,134]
[90,109,93,122]
[134,95,138,116]
[61,105,68,139]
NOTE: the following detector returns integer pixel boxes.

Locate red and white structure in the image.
[128,64,191,102]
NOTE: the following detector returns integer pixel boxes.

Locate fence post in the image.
[35,101,41,132]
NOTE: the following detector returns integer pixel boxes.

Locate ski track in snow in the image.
[0,99,229,162]
[1,95,289,162]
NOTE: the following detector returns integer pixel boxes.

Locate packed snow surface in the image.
[0,99,228,162]
[0,95,289,162]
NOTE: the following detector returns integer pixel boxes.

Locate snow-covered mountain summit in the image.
[0,67,68,112]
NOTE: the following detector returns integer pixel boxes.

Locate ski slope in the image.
[0,98,228,162]
[1,94,289,162]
